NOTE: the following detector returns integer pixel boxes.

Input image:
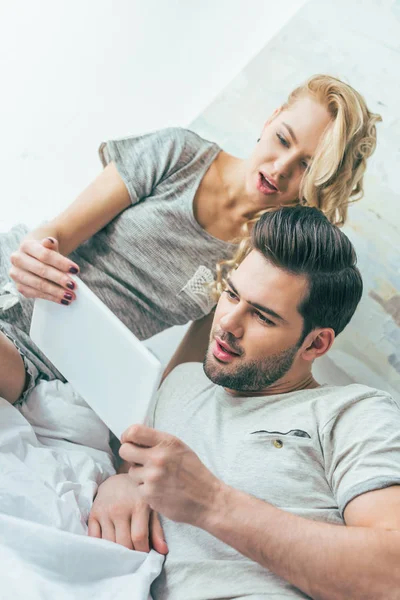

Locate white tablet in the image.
[30,277,162,439]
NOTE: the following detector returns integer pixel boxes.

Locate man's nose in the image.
[219,306,244,339]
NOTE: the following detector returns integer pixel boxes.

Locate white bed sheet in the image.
[0,380,164,599]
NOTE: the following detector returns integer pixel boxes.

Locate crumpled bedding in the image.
[0,380,164,599]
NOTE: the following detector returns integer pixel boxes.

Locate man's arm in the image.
[204,483,400,600]
[121,425,400,600]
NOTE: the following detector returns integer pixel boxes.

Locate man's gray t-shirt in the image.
[0,128,236,383]
[151,363,400,600]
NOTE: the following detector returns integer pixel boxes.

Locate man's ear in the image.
[300,328,335,362]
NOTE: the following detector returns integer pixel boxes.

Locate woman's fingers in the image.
[9,237,80,303]
[10,253,77,293]
[18,238,79,274]
[10,282,73,305]
[9,267,76,304]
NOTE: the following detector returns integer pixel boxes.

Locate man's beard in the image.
[203,335,299,393]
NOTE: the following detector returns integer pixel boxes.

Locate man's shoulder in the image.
[158,362,212,399]
[153,363,215,427]
[317,383,398,431]
[320,382,394,402]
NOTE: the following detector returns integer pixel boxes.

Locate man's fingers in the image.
[127,465,145,486]
[150,512,168,555]
[114,518,134,550]
[119,442,148,466]
[131,504,151,552]
[121,424,168,446]
[99,519,116,543]
[88,517,101,539]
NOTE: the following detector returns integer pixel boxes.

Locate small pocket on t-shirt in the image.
[224,430,326,506]
[250,429,311,439]
[177,265,216,315]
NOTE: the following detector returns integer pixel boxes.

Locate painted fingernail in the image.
[61,299,70,306]
[66,281,75,290]
[64,293,73,301]
[69,267,79,274]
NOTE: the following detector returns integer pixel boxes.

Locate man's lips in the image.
[257,172,279,195]
[212,337,241,363]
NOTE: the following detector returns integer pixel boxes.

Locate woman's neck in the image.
[194,152,258,241]
[214,152,254,217]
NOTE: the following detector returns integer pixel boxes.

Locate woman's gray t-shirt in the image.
[0,127,237,383]
[77,127,236,339]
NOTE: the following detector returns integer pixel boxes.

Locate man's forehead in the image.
[232,251,308,317]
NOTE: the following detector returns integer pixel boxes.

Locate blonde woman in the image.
[1,75,380,404]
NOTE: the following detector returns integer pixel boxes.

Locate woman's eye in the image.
[277,133,289,148]
[301,160,309,170]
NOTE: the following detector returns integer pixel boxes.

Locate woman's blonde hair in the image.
[212,74,381,299]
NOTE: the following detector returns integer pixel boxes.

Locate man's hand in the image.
[88,473,168,554]
[120,425,222,527]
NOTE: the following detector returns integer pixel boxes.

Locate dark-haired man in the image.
[91,206,400,599]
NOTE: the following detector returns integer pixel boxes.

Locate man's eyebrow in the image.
[226,278,288,324]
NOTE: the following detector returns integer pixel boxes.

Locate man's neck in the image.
[225,372,320,398]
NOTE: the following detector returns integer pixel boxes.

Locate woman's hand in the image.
[10,237,80,305]
[88,473,168,553]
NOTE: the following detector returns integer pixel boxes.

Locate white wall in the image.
[0,0,305,229]
[0,0,306,363]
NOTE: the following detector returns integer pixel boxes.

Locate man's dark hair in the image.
[252,205,363,341]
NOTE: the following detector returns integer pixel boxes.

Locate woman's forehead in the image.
[278,96,332,153]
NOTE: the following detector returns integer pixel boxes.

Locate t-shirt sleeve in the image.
[98,127,189,205]
[321,389,400,516]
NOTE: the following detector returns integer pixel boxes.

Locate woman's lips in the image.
[257,172,279,196]
[212,339,240,363]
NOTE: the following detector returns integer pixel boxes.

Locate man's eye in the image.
[256,312,275,326]
[224,289,237,301]
[277,133,289,148]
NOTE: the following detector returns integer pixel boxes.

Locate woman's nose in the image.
[274,153,296,179]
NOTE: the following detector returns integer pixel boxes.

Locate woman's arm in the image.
[0,331,27,404]
[10,163,130,303]
[24,162,130,255]
[161,311,214,383]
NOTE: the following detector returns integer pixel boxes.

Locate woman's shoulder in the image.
[100,126,219,174]
[153,126,219,155]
